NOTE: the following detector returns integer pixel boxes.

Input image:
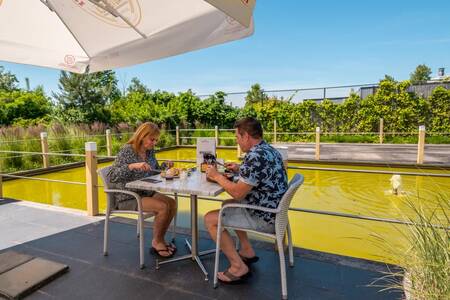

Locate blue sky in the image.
[2,0,450,107]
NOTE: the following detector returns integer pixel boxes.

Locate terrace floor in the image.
[0,199,402,300]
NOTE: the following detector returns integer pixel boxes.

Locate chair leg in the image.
[103,210,110,256]
[136,215,140,238]
[213,223,223,289]
[171,193,178,242]
[287,221,294,267]
[139,215,145,269]
[277,234,288,300]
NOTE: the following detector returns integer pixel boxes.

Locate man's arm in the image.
[206,165,253,200]
[214,175,253,200]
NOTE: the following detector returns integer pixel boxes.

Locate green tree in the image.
[0,66,19,91]
[127,77,149,95]
[0,89,52,125]
[410,64,432,85]
[53,70,120,123]
[428,87,450,132]
[245,83,268,106]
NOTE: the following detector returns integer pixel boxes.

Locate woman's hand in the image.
[128,162,151,172]
[225,162,240,173]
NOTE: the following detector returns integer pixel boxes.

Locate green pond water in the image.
[4,148,450,264]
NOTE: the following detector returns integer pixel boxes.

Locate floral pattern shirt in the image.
[239,140,288,224]
[107,144,160,203]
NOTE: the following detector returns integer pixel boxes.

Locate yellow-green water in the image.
[4,148,450,264]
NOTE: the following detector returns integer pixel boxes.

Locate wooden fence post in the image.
[106,129,113,157]
[315,127,320,160]
[85,142,98,216]
[40,132,49,168]
[379,118,384,144]
[176,126,180,146]
[273,120,277,143]
[417,126,425,164]
[215,125,219,146]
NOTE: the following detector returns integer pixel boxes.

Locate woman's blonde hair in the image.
[127,122,160,152]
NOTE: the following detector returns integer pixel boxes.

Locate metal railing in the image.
[0,145,449,231]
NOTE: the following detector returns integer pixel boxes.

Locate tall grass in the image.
[0,122,176,173]
[372,196,450,300]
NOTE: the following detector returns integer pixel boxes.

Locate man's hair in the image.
[234,117,263,139]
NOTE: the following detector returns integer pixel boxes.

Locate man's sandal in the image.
[218,269,251,285]
[240,255,259,265]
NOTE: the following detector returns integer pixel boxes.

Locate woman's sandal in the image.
[218,269,251,285]
[240,255,259,265]
[150,246,174,259]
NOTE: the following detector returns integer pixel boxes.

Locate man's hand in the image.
[128,162,151,172]
[225,162,240,173]
[206,165,221,181]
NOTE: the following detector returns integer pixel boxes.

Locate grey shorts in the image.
[221,206,275,234]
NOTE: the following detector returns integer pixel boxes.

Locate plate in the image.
[160,174,179,179]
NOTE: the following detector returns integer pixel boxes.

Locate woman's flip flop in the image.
[150,246,174,259]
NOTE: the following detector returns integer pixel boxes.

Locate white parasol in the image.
[0,0,255,73]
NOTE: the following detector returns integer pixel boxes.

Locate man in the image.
[205,117,288,283]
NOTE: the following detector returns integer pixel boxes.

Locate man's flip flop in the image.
[150,247,174,259]
[166,242,177,253]
[240,255,259,265]
[218,269,251,285]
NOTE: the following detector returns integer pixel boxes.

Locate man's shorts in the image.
[221,202,275,234]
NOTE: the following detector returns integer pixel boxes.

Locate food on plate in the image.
[165,167,180,177]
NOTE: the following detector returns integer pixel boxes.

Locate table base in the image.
[156,238,216,281]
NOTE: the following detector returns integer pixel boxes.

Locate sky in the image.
[2,0,450,107]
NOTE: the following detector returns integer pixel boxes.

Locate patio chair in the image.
[213,174,304,300]
[97,166,177,269]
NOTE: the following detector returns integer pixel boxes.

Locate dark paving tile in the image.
[0,219,399,300]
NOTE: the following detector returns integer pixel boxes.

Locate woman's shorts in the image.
[115,190,156,211]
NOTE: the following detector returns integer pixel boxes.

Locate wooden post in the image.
[40,132,49,168]
[315,127,320,160]
[176,126,180,146]
[417,125,425,164]
[379,118,384,144]
[215,125,219,146]
[273,120,277,143]
[106,129,113,157]
[85,142,98,216]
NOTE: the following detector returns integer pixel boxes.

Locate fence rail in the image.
[0,146,449,231]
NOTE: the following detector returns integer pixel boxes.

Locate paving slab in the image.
[0,257,68,300]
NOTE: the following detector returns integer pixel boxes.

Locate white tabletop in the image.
[125,171,224,197]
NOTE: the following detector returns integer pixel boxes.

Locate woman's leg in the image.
[141,196,174,255]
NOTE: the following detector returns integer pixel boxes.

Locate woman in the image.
[108,122,177,258]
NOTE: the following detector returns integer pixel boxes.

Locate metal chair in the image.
[213,174,304,300]
[98,166,177,269]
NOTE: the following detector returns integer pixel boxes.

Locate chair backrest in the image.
[275,173,304,234]
[98,166,116,210]
[97,166,113,190]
